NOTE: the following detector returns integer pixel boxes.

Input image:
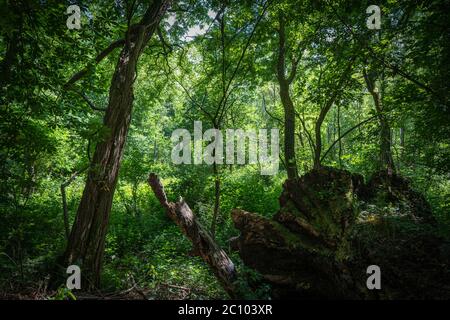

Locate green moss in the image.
[267,219,334,256]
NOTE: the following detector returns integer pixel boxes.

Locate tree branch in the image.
[73,89,107,112]
[321,115,378,162]
[263,94,283,124]
[325,0,445,105]
[64,39,126,89]
[213,0,271,122]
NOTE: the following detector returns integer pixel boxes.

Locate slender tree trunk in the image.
[314,57,355,169]
[380,122,394,172]
[399,127,405,170]
[279,82,297,179]
[277,16,297,180]
[337,105,343,168]
[400,127,405,148]
[210,11,226,238]
[64,0,171,289]
[314,113,325,169]
[210,161,221,239]
[327,122,332,161]
[363,69,395,173]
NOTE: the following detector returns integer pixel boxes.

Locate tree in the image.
[276,13,299,179]
[63,0,172,288]
[363,67,395,173]
[313,56,355,169]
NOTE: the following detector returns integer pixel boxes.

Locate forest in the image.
[0,0,449,300]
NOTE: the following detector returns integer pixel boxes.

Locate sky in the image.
[166,10,217,41]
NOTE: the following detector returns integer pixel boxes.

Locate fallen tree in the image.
[147,173,250,299]
[148,168,450,299]
[231,167,450,299]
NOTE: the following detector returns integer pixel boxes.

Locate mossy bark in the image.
[231,167,450,299]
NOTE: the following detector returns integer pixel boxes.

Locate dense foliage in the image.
[0,0,448,299]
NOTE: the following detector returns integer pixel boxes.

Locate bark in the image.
[64,0,171,289]
[147,173,248,299]
[276,16,298,180]
[231,167,361,299]
[231,167,446,299]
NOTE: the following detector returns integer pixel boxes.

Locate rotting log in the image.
[147,173,248,299]
[231,167,450,299]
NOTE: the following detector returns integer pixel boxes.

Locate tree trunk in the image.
[314,57,355,169]
[380,121,394,172]
[337,105,343,168]
[277,16,297,180]
[64,0,171,289]
[148,173,248,299]
[231,167,447,299]
[363,69,395,173]
[210,162,221,239]
[400,127,405,148]
[279,83,297,179]
[399,127,405,170]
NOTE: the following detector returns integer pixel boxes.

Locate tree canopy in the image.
[0,0,449,300]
